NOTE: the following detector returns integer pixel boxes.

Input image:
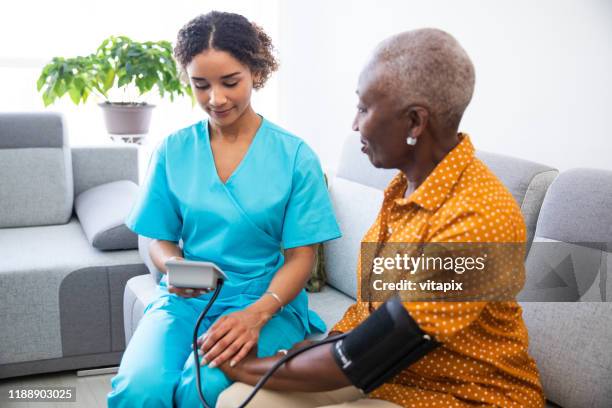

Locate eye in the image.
[356,105,367,114]
[224,81,239,88]
[193,82,209,90]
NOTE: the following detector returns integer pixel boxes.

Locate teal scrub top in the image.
[125,117,342,335]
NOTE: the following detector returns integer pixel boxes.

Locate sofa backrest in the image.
[324,134,389,299]
[0,112,74,228]
[476,151,558,250]
[71,146,139,197]
[324,133,558,299]
[518,168,612,408]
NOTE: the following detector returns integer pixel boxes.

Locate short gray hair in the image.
[371,28,475,129]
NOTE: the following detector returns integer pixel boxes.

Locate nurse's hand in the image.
[197,308,270,369]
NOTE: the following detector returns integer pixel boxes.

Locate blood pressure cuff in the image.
[331,296,440,393]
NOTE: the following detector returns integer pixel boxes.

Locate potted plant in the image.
[37,35,192,140]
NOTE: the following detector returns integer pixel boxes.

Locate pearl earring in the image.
[406,136,417,146]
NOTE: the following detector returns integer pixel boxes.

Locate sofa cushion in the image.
[0,112,73,228]
[521,238,610,302]
[520,237,612,407]
[75,180,139,250]
[520,302,612,408]
[0,218,142,365]
[324,177,383,299]
[520,168,612,407]
[535,168,612,249]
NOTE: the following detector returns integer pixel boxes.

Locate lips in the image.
[360,138,369,153]
[209,107,233,118]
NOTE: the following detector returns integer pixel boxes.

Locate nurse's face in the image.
[352,64,412,169]
[186,49,257,127]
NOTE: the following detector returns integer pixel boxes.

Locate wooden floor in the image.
[0,370,114,408]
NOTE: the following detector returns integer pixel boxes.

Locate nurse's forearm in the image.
[248,245,315,317]
[149,239,183,274]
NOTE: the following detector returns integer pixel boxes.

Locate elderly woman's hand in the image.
[197,307,270,368]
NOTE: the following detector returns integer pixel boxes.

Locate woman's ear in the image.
[405,106,429,139]
[252,71,263,89]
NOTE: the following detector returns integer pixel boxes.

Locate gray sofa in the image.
[124,132,610,408]
[0,113,148,379]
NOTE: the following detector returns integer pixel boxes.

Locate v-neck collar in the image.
[203,115,266,186]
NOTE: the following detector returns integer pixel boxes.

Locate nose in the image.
[209,86,227,107]
[351,114,359,132]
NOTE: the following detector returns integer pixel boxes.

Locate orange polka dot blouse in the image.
[332,134,545,407]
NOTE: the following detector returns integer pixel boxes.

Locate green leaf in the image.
[127,48,141,58]
[68,86,81,105]
[74,77,86,92]
[103,68,115,91]
[42,89,55,106]
[52,79,67,97]
[36,73,47,91]
[117,74,132,88]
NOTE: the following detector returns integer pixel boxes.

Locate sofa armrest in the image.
[137,235,186,283]
[72,146,139,197]
[138,235,163,283]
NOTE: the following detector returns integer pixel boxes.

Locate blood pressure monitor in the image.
[165,259,228,289]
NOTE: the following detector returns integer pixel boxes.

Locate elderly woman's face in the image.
[352,67,412,169]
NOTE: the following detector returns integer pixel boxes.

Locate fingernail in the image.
[197,349,203,356]
[209,361,217,368]
[201,358,207,365]
[230,361,236,367]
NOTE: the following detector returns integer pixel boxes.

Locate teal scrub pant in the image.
[107,294,306,407]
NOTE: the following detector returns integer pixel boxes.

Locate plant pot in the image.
[99,102,155,135]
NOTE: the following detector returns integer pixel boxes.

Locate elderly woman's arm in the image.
[221,342,351,392]
[199,245,316,368]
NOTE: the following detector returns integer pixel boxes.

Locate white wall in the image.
[3,0,611,171]
[274,0,612,172]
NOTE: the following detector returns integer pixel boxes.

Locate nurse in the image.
[107,11,341,408]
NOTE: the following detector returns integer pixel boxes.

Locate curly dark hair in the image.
[174,11,278,89]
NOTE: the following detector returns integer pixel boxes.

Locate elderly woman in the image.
[215,28,545,407]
